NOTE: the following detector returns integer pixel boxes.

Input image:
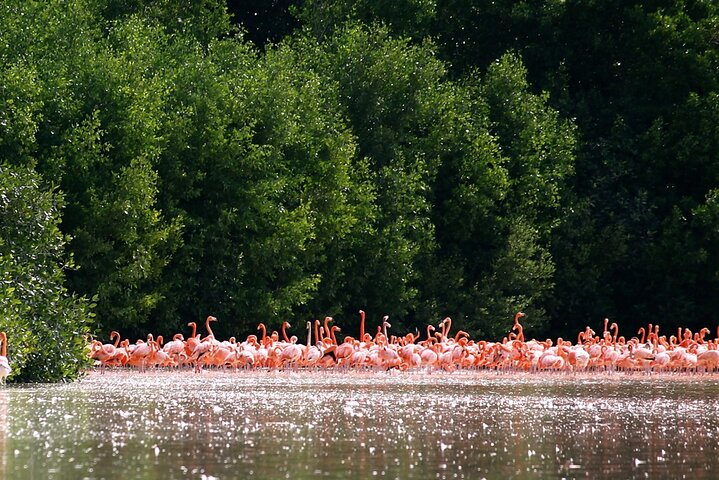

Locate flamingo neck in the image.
[323,317,333,340]
[314,320,321,345]
[282,323,290,343]
[205,316,216,339]
[359,310,366,341]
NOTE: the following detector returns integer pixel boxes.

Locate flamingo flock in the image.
[86,311,719,374]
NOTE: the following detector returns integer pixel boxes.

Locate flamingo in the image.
[567,344,590,371]
[335,336,356,367]
[257,322,268,346]
[163,334,187,366]
[381,316,391,342]
[185,322,200,358]
[629,340,656,366]
[513,312,526,342]
[378,342,402,370]
[419,342,440,371]
[538,339,565,370]
[322,317,334,345]
[302,321,322,367]
[90,332,121,369]
[0,332,10,384]
[208,341,238,369]
[202,315,218,341]
[233,345,256,369]
[190,317,220,372]
[148,336,175,367]
[278,323,303,369]
[439,317,452,341]
[696,348,719,371]
[127,335,155,371]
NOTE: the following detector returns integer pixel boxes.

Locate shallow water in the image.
[3,370,719,479]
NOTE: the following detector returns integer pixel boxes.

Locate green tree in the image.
[0,1,183,336]
[95,0,233,45]
[143,28,367,338]
[291,24,444,331]
[295,0,435,41]
[290,25,576,337]
[47,16,181,334]
[420,54,574,338]
[293,0,719,339]
[0,164,92,382]
[533,1,719,334]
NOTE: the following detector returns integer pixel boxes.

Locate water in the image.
[3,370,719,479]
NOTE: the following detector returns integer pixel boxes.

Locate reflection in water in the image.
[0,390,6,478]
[5,371,719,479]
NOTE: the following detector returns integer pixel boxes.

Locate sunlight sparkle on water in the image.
[1,370,719,479]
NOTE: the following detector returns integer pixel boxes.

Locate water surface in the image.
[4,370,719,479]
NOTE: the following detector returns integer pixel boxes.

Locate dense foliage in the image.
[0,0,717,380]
[293,0,719,334]
[0,164,93,381]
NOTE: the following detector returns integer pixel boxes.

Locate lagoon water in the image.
[3,370,719,479]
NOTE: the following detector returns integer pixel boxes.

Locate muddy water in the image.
[2,370,719,479]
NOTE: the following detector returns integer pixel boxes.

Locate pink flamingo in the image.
[185,322,200,358]
[163,334,187,366]
[0,332,10,383]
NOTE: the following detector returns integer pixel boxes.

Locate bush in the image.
[0,163,93,382]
